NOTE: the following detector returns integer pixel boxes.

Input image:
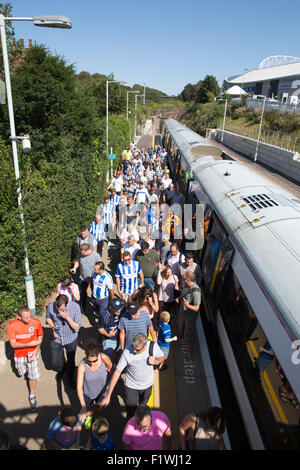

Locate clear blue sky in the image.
[9,0,300,96]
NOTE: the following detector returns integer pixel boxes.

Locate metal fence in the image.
[247,98,300,114]
[222,125,299,153]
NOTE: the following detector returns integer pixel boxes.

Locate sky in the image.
[8,0,300,96]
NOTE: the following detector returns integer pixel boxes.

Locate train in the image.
[162,118,300,449]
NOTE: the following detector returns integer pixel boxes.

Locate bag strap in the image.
[149,341,154,357]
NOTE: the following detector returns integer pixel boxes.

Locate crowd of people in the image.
[5,141,227,451]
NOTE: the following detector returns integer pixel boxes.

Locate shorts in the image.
[84,393,106,406]
[14,354,40,380]
[159,346,170,360]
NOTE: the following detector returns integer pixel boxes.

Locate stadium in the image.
[224,56,300,104]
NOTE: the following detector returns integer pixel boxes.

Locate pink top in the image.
[122,411,171,450]
[56,283,79,303]
[158,275,178,303]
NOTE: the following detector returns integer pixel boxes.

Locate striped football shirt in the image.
[115,260,142,295]
[92,271,114,299]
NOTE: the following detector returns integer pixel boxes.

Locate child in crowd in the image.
[46,407,82,450]
[86,417,115,450]
[157,311,177,371]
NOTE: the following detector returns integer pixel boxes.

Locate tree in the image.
[196,75,220,104]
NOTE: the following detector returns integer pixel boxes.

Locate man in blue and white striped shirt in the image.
[87,262,114,318]
[89,214,105,256]
[100,196,114,246]
[115,252,144,302]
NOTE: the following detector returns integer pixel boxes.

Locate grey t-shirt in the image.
[117,341,164,390]
[118,310,152,347]
[77,250,101,282]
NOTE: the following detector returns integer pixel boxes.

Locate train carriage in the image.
[163,118,300,450]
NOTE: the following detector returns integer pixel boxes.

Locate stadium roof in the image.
[228,62,300,84]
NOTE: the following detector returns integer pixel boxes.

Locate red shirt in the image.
[7,317,43,357]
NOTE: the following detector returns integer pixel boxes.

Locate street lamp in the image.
[217,98,228,143]
[254,97,266,162]
[134,93,143,138]
[126,90,139,121]
[106,79,126,157]
[0,13,72,315]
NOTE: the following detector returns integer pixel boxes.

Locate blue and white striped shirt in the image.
[92,271,114,299]
[89,221,105,242]
[109,194,120,211]
[115,260,142,294]
[100,203,113,224]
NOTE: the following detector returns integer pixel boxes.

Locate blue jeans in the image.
[144,277,155,291]
[92,297,109,317]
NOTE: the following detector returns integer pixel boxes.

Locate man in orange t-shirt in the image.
[7,306,43,410]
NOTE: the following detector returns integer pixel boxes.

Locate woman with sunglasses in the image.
[77,339,112,426]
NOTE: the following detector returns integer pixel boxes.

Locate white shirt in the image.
[120,228,140,243]
[162,177,172,190]
[123,242,141,260]
[111,176,123,193]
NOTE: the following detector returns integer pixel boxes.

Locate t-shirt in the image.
[122,411,170,450]
[111,176,123,193]
[158,322,172,349]
[118,310,152,347]
[8,317,43,358]
[115,260,142,295]
[117,342,164,389]
[46,416,81,449]
[98,309,125,336]
[181,283,201,317]
[123,242,141,260]
[91,433,115,450]
[135,249,159,278]
[56,283,80,303]
[77,251,101,282]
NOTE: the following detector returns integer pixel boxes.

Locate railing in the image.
[247,98,300,114]
[219,124,300,153]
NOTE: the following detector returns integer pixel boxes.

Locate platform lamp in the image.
[0,14,72,315]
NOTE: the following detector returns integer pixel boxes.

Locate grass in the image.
[220,117,300,153]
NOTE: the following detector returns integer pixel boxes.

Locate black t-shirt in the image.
[164,188,175,205]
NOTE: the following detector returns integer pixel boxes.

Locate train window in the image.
[219,271,300,449]
[202,224,222,289]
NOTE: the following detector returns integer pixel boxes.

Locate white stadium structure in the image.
[224,56,300,103]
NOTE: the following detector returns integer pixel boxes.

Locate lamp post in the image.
[217,98,228,143]
[254,97,266,162]
[126,90,139,121]
[106,79,126,157]
[0,14,72,315]
[134,93,143,138]
[240,67,248,98]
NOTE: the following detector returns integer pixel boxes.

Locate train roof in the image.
[164,119,222,166]
[165,119,300,340]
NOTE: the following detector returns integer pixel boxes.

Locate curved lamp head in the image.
[33,16,72,29]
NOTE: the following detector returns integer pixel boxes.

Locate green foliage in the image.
[196,75,220,104]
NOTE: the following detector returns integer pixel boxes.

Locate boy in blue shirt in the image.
[86,417,115,450]
[46,407,82,450]
[157,311,177,371]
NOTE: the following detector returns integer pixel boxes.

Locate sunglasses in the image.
[132,344,145,353]
[87,358,98,364]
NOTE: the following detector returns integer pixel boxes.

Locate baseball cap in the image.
[127,301,140,316]
[110,298,124,312]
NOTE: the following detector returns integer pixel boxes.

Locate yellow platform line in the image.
[248,340,288,424]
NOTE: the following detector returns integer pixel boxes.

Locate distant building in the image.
[224,56,300,103]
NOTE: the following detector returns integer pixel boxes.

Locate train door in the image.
[201,214,234,314]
